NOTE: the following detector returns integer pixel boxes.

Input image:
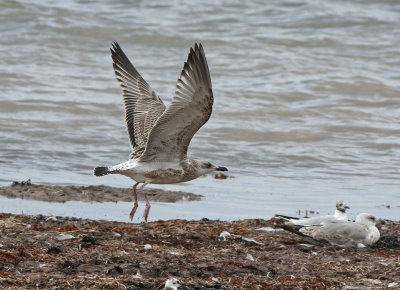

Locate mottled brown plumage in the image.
[94,42,227,221]
[111,42,166,159]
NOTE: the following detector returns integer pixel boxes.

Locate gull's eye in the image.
[206,162,212,168]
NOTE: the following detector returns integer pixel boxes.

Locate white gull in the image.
[164,277,180,290]
[277,201,350,227]
[94,42,227,221]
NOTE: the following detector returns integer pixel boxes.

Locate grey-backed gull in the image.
[164,277,180,290]
[278,213,380,247]
[276,201,349,226]
[94,42,227,221]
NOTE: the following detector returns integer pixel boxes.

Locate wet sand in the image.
[0,184,399,288]
[0,183,202,203]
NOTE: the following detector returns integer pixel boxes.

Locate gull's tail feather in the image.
[274,217,324,245]
[274,214,299,221]
[94,166,110,176]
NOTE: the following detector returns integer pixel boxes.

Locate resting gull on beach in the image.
[94,42,227,221]
[163,278,180,290]
[276,201,350,226]
[277,213,380,247]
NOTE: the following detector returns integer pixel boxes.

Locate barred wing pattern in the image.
[111,42,166,159]
[141,43,213,162]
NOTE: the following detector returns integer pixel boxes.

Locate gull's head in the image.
[164,277,180,290]
[355,213,378,227]
[196,160,228,176]
[336,201,350,212]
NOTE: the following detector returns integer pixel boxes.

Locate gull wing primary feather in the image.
[141,43,213,162]
[110,42,166,159]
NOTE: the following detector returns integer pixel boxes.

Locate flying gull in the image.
[277,213,380,247]
[94,42,227,221]
[276,201,350,226]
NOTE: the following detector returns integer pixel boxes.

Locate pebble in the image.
[57,234,75,241]
[169,251,183,256]
[256,227,283,232]
[246,253,255,261]
[132,270,142,279]
[241,237,263,245]
[112,232,121,237]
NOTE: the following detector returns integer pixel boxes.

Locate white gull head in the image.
[334,200,350,220]
[164,277,180,290]
[355,213,378,227]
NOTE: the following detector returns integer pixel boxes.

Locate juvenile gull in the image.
[276,201,350,226]
[94,42,227,221]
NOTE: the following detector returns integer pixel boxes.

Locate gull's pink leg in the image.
[140,183,150,222]
[129,182,140,221]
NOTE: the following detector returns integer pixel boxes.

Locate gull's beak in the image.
[345,205,350,209]
[216,166,228,171]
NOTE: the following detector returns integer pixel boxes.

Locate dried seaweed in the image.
[0,213,399,289]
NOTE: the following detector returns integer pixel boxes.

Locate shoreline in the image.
[0,183,202,203]
[0,212,399,289]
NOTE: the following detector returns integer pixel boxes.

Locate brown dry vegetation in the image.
[0,212,399,289]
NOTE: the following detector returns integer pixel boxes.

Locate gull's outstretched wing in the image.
[141,43,213,162]
[111,41,166,159]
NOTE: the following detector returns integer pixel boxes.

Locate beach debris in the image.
[57,234,75,241]
[298,243,313,248]
[80,236,98,248]
[46,216,57,222]
[164,277,180,290]
[168,251,183,256]
[214,172,228,179]
[256,227,283,232]
[199,278,221,288]
[0,213,398,288]
[112,232,121,237]
[240,236,264,245]
[133,270,142,279]
[219,231,231,241]
[118,250,128,256]
[47,246,62,254]
[144,244,152,250]
[388,282,398,288]
[11,179,32,186]
[246,253,255,261]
